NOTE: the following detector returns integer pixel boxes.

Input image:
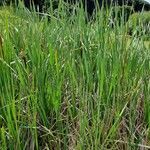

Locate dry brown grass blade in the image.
[19,48,27,67]
[114,139,150,149]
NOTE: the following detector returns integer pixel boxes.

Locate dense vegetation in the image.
[127,12,150,39]
[0,2,150,150]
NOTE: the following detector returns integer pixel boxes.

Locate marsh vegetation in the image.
[0,1,150,149]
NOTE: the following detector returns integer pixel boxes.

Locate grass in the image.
[0,3,150,149]
[127,11,150,40]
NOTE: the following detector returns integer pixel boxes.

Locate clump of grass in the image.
[0,3,150,150]
[127,11,150,40]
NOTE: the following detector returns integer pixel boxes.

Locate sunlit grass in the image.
[0,3,150,149]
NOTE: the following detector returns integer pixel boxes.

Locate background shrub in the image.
[127,11,150,39]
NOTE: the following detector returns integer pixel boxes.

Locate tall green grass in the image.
[0,3,150,149]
